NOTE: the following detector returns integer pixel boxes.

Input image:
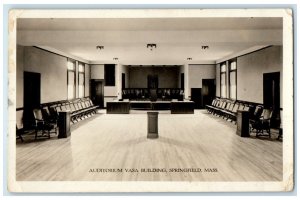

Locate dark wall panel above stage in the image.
[128,67,179,88]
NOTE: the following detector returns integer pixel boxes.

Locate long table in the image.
[106,100,194,114]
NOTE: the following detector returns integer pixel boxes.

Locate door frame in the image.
[23,71,41,129]
[90,79,104,108]
[202,78,216,107]
[263,72,280,110]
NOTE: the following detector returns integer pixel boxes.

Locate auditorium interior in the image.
[15,17,284,182]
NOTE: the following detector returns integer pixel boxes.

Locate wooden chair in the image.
[250,105,264,131]
[42,106,58,135]
[16,109,25,142]
[33,108,57,140]
[252,108,273,137]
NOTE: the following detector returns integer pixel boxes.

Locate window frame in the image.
[220,62,227,98]
[78,62,85,98]
[228,59,237,100]
[67,58,76,100]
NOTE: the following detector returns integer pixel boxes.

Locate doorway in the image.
[90,80,104,108]
[23,71,41,129]
[181,73,184,90]
[202,79,216,108]
[122,73,125,89]
[263,72,280,127]
[147,75,158,89]
[191,88,202,109]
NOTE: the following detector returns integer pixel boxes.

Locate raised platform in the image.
[106,100,194,114]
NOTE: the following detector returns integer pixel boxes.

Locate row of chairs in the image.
[44,98,98,124]
[206,98,251,122]
[17,97,99,141]
[206,98,275,138]
[122,88,184,100]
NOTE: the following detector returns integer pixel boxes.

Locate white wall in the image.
[187,64,216,98]
[237,45,283,106]
[121,65,129,88]
[17,46,91,106]
[90,64,118,107]
[23,46,68,104]
[177,65,184,88]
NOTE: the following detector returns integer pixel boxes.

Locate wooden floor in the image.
[16,110,282,181]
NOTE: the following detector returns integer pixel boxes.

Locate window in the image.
[229,60,237,100]
[220,62,227,98]
[67,59,76,100]
[78,62,85,98]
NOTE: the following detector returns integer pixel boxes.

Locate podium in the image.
[236,110,250,137]
[58,111,71,138]
[147,112,158,139]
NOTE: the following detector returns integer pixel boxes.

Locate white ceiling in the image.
[17,17,283,64]
[17,18,282,31]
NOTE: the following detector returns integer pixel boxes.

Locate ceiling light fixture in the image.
[113,57,118,60]
[147,43,157,51]
[96,45,104,50]
[187,57,192,60]
[201,45,209,50]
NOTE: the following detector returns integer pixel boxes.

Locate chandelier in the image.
[147,44,157,51]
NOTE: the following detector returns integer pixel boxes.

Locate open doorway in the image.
[23,71,41,129]
[263,72,280,127]
[202,79,216,108]
[90,80,104,108]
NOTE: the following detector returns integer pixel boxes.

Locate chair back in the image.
[74,102,80,110]
[33,109,43,121]
[211,99,216,106]
[221,101,227,109]
[42,106,51,120]
[243,104,250,111]
[49,106,58,117]
[65,103,71,111]
[84,100,90,107]
[232,103,239,112]
[70,103,76,112]
[254,105,264,117]
[262,108,273,119]
[228,102,235,111]
[89,99,94,106]
[16,109,24,130]
[81,101,87,108]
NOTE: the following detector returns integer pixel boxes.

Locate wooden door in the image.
[202,79,216,107]
[23,71,41,129]
[191,88,202,109]
[263,72,280,127]
[91,80,104,108]
[147,75,158,89]
[122,73,125,89]
[181,73,184,90]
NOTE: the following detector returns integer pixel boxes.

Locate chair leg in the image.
[18,134,24,142]
[35,129,38,140]
[277,128,282,140]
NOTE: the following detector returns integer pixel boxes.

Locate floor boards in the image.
[16,110,282,181]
